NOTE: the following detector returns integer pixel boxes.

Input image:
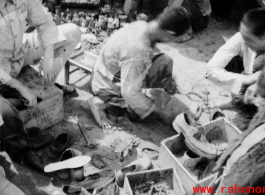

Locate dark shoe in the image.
[57,148,83,180]
[55,83,79,98]
[23,150,47,171]
[4,127,54,152]
[25,127,54,149]
[171,133,188,156]
[71,169,116,190]
[209,108,225,121]
[47,133,69,159]
[63,186,91,195]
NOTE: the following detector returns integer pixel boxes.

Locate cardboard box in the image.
[158,117,242,195]
[124,168,186,195]
[17,66,64,131]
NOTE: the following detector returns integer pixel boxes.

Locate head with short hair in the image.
[240,8,265,52]
[156,6,191,37]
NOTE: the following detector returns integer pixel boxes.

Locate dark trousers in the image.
[225,56,257,115]
[0,96,24,143]
[181,0,209,32]
[0,96,25,195]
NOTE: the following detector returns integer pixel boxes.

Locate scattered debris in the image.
[91,154,107,169]
[134,181,177,195]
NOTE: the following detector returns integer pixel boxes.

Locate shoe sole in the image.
[44,156,91,173]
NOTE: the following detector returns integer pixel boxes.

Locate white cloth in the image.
[205,32,264,94]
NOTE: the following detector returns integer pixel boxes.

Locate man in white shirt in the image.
[205,8,265,110]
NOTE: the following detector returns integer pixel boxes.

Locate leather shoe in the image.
[47,133,69,159]
[173,113,228,159]
[23,150,47,171]
[70,169,115,190]
[115,157,152,187]
[26,127,54,149]
[171,133,188,156]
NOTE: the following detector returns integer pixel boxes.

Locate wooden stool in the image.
[65,50,98,85]
[17,66,64,131]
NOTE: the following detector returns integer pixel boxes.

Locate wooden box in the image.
[124,168,186,195]
[158,117,242,195]
[17,66,64,131]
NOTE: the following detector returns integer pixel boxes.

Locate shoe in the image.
[25,127,54,148]
[173,113,218,159]
[70,169,115,190]
[115,157,152,187]
[57,148,83,180]
[182,150,202,171]
[47,133,69,159]
[55,83,79,98]
[63,186,91,195]
[4,127,54,151]
[171,133,188,156]
[209,109,225,121]
[44,156,91,173]
[172,113,199,136]
[23,150,47,171]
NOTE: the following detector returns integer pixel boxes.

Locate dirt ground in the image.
[1,18,248,195]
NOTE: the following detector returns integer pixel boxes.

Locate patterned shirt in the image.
[0,0,65,84]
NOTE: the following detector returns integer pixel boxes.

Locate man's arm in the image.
[0,70,37,106]
[205,32,249,94]
[26,0,66,85]
[121,60,156,119]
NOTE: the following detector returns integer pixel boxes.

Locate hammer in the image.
[78,123,97,149]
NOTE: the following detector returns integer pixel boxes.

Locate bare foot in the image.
[88,96,114,129]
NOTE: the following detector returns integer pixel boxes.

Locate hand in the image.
[18,86,37,107]
[244,82,259,104]
[40,57,58,86]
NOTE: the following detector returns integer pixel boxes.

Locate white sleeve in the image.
[205,32,247,93]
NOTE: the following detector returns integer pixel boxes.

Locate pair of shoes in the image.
[4,127,54,153]
[115,157,152,187]
[47,133,69,159]
[173,113,226,159]
[55,83,79,98]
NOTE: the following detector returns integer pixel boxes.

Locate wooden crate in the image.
[158,117,242,195]
[17,66,64,131]
[124,168,186,195]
